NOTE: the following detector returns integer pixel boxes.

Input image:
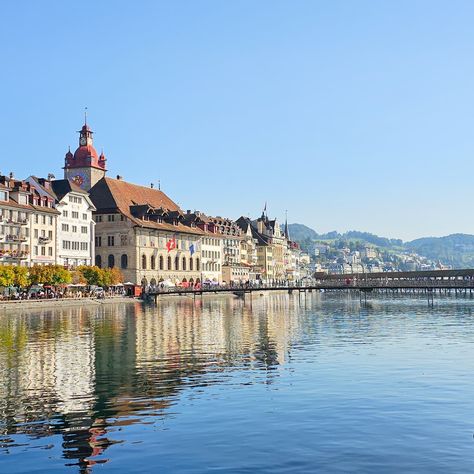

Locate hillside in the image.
[288,224,474,268]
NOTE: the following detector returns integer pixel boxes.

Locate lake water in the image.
[1,293,474,473]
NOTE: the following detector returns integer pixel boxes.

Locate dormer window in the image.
[0,191,7,202]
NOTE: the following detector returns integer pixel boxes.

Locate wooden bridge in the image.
[147,268,474,303]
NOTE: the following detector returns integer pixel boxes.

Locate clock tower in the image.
[64,121,107,191]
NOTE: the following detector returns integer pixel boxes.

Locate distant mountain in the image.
[406,233,474,268]
[287,223,319,241]
[288,223,474,268]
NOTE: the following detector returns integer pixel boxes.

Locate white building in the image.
[51,180,96,267]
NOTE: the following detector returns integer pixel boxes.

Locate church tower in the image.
[64,120,107,191]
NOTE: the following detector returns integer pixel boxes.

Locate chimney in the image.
[186,210,191,214]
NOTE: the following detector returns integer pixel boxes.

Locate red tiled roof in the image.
[90,177,204,236]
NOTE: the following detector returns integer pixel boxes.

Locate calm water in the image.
[1,293,474,473]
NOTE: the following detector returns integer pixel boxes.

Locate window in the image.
[121,254,128,269]
[0,191,7,201]
[72,211,79,219]
[63,210,68,218]
[80,242,88,251]
[72,226,77,233]
[34,229,38,238]
[108,215,115,222]
[48,230,52,239]
[41,246,45,256]
[175,256,179,271]
[81,226,88,234]
[108,254,115,268]
[34,246,38,256]
[151,255,156,270]
[142,254,147,269]
[42,215,46,225]
[95,255,102,267]
[167,256,172,270]
[196,258,200,271]
[182,257,186,271]
[95,236,102,247]
[48,247,52,256]
[159,255,164,270]
[62,224,69,232]
[82,213,87,220]
[49,216,53,225]
[107,236,114,246]
[190,258,193,271]
[95,215,102,222]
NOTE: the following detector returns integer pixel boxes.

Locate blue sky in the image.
[1,0,474,241]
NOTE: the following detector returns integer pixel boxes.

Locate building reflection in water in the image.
[0,293,304,472]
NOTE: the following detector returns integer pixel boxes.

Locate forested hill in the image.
[288,224,474,268]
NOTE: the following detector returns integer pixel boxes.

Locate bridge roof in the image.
[320,269,474,280]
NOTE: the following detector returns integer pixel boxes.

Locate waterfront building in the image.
[27,176,96,267]
[51,180,96,267]
[252,209,287,280]
[27,179,59,266]
[235,216,261,280]
[0,176,31,266]
[0,175,59,266]
[89,177,203,286]
[183,211,223,284]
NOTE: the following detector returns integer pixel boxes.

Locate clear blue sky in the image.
[2,0,474,241]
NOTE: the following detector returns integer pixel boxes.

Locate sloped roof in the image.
[51,179,89,201]
[89,177,204,236]
[90,177,180,212]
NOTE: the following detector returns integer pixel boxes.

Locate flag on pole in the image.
[166,236,176,252]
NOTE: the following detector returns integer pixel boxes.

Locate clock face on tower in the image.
[80,136,87,146]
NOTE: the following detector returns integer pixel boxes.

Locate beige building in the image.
[0,175,59,267]
[90,177,204,286]
[0,179,31,266]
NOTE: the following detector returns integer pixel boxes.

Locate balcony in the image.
[4,234,27,243]
[38,236,51,244]
[0,250,29,260]
[3,218,28,226]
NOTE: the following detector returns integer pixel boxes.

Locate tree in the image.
[0,266,15,287]
[78,266,103,286]
[13,266,28,288]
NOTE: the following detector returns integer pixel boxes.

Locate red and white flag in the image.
[166,237,176,252]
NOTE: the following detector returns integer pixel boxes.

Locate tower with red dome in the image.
[64,121,107,191]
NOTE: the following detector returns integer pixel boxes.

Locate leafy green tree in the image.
[78,266,103,286]
[13,266,28,288]
[0,266,15,287]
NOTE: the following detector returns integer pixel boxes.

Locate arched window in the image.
[189,258,193,271]
[196,258,200,271]
[108,254,115,268]
[159,255,164,270]
[167,256,172,270]
[182,257,186,271]
[175,256,179,271]
[121,254,128,269]
[142,254,147,270]
[95,255,102,268]
[151,255,156,270]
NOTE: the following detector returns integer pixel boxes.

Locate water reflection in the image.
[2,293,474,473]
[0,294,302,471]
